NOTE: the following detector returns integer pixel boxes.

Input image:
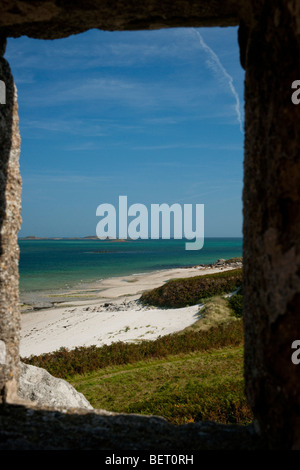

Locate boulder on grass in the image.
[18,361,93,410]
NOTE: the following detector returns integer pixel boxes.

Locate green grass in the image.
[70,345,251,426]
[140,268,242,308]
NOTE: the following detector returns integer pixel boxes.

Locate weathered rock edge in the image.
[18,362,93,410]
[0,403,264,450]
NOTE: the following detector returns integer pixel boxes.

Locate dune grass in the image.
[179,295,239,334]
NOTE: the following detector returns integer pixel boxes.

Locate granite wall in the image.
[0,0,299,449]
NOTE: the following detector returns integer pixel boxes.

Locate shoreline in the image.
[20,259,242,358]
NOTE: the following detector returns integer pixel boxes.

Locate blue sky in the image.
[6,26,245,238]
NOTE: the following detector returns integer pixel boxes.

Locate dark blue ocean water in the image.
[18,238,242,294]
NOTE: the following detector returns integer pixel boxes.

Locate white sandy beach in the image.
[20,263,238,358]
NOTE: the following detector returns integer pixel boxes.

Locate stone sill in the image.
[0,403,264,450]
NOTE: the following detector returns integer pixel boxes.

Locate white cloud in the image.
[192,29,243,133]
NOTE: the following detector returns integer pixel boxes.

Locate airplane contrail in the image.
[193,29,243,133]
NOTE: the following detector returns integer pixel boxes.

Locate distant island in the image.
[19,236,129,242]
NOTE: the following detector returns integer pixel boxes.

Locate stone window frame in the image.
[0,0,299,450]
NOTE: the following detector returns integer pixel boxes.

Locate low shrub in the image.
[140,268,242,308]
[228,290,243,318]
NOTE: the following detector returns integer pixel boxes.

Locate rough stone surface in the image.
[0,403,264,450]
[241,0,300,450]
[0,0,299,450]
[18,362,93,410]
[0,0,240,39]
[0,37,22,404]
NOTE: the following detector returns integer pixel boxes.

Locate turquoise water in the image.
[19,238,242,294]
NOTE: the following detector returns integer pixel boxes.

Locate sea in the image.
[19,237,243,297]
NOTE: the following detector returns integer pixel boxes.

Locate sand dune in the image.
[20,263,236,358]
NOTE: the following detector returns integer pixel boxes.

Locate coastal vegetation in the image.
[70,345,251,425]
[22,320,251,425]
[140,267,242,308]
[180,294,241,334]
[21,266,249,426]
[228,288,243,317]
[22,320,243,378]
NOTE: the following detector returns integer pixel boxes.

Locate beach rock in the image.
[97,299,151,312]
[18,362,93,411]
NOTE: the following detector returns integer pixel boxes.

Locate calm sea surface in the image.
[18,238,243,294]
